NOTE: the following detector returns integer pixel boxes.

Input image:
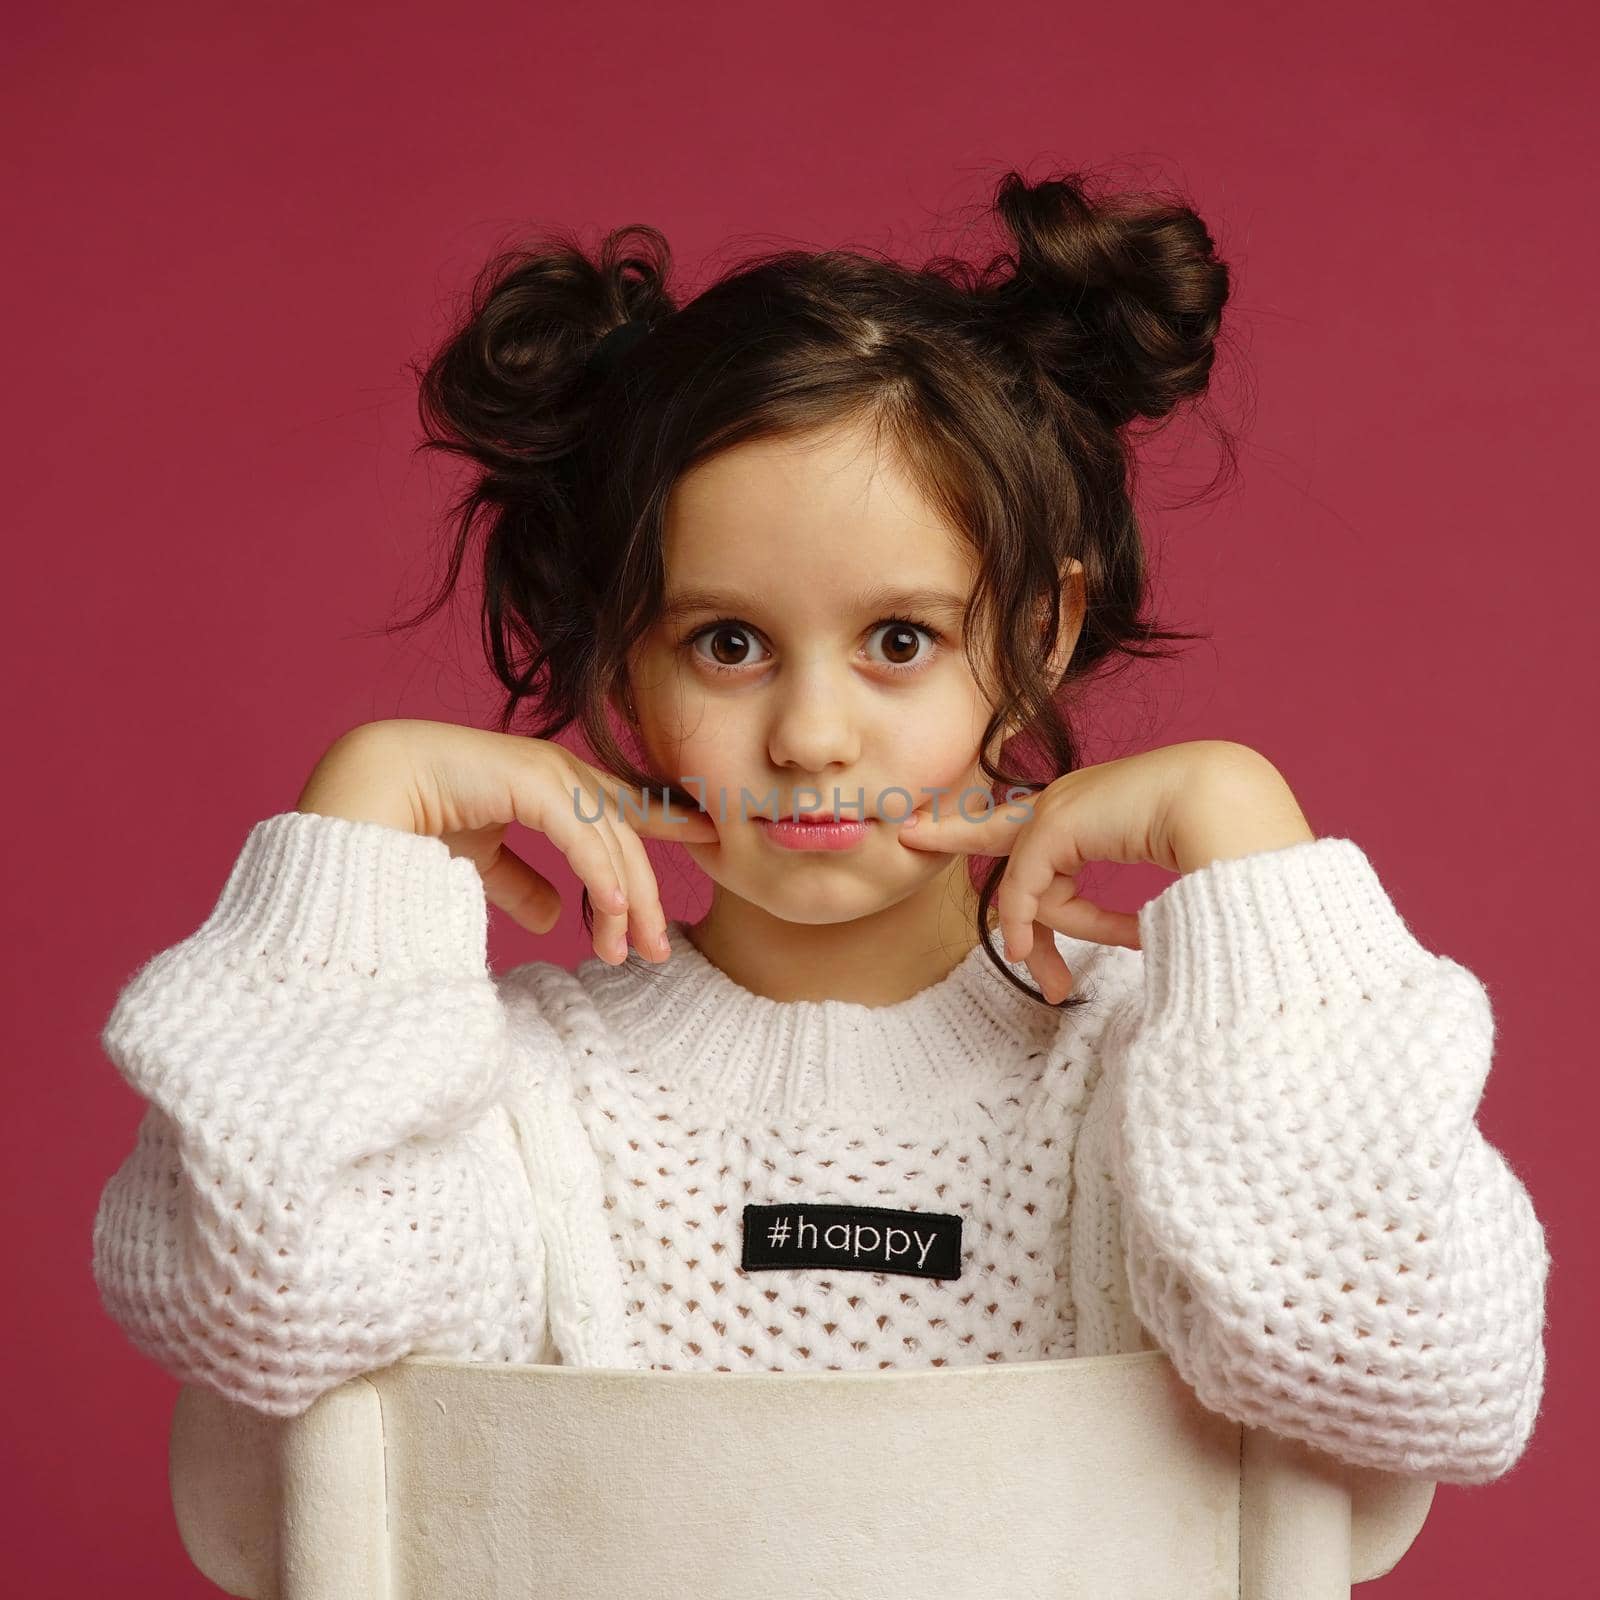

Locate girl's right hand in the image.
[294,718,719,964]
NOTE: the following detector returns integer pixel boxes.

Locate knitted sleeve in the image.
[90,811,552,1418]
[1096,836,1551,1485]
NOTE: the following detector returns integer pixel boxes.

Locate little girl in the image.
[91,169,1550,1487]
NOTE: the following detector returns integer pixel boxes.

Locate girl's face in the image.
[622,416,1072,929]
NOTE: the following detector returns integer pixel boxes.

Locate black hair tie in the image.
[587,318,655,382]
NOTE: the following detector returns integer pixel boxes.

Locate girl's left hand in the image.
[894,739,1312,1001]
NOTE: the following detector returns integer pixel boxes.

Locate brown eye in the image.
[691,623,770,672]
[881,625,919,664]
[710,626,748,665]
[867,620,935,670]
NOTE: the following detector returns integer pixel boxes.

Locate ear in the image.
[995,559,1084,743]
[1046,558,1085,682]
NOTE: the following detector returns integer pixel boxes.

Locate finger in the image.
[994,841,1075,965]
[512,769,631,936]
[572,777,665,953]
[1033,877,1143,950]
[630,792,721,846]
[895,793,1035,856]
[610,820,672,962]
[579,811,635,965]
[1021,918,1076,1003]
[588,775,722,846]
[478,843,562,936]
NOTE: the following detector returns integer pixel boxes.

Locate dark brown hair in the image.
[392,166,1239,1009]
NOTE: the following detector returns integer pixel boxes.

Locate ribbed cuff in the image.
[194,811,490,981]
[1137,836,1437,1032]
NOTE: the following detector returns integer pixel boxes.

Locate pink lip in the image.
[755,817,877,851]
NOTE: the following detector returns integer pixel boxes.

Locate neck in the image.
[577,902,1059,1120]
[683,862,995,1006]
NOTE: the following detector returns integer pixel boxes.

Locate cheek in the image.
[884,689,993,809]
[628,658,721,775]
[891,748,988,818]
[638,699,747,804]
[672,733,744,804]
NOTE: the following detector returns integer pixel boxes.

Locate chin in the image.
[695,863,934,929]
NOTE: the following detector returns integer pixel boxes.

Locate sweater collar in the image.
[573,918,1064,1120]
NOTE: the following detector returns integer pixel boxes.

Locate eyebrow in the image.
[659,584,971,625]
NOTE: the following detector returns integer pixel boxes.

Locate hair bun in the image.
[987,170,1231,429]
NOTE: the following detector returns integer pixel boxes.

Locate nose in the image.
[766,665,862,777]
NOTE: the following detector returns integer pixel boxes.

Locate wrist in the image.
[295,724,419,834]
[1170,747,1316,875]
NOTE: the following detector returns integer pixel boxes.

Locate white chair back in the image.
[169,1349,1435,1599]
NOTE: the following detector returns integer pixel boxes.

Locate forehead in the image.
[661,421,976,605]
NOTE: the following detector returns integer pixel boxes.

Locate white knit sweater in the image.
[91,811,1550,1484]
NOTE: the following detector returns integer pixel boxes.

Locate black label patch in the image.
[741,1202,964,1281]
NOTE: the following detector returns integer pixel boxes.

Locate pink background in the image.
[5,0,1592,1592]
